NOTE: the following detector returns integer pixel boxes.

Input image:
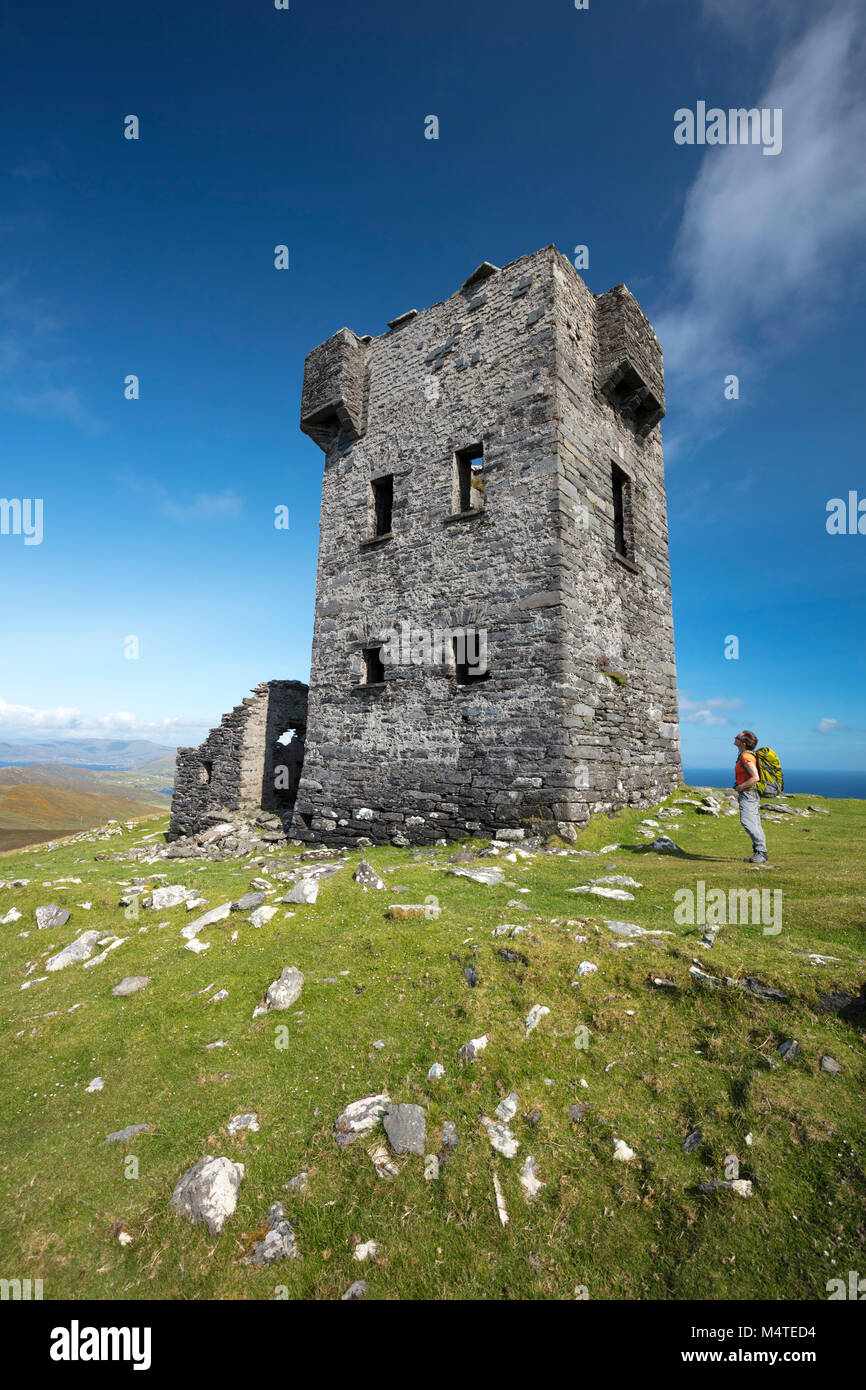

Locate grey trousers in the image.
[738,789,767,856]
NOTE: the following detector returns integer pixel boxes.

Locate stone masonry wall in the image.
[170,680,308,839]
[292,244,681,846]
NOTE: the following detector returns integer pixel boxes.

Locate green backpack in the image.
[755,746,784,799]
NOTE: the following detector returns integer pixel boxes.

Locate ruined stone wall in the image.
[293,245,681,846]
[170,680,308,839]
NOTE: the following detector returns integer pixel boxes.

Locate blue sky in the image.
[1,0,864,768]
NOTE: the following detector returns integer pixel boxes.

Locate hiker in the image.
[733,730,768,864]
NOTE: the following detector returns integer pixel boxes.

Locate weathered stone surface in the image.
[169,1155,244,1234]
[494,1091,519,1122]
[246,1202,298,1265]
[227,1112,259,1134]
[448,866,505,886]
[481,1117,519,1157]
[282,877,319,905]
[569,885,635,901]
[180,902,232,940]
[387,903,432,920]
[820,1054,843,1074]
[333,1094,390,1148]
[384,1103,426,1156]
[231,892,265,912]
[106,1124,151,1144]
[249,905,277,928]
[253,966,303,1017]
[603,918,672,939]
[525,1004,550,1036]
[520,1155,544,1200]
[458,1034,488,1063]
[36,905,71,930]
[353,859,386,890]
[341,1280,369,1300]
[149,885,191,910]
[45,931,100,971]
[111,975,151,997]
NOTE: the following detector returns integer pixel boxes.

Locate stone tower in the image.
[292,244,681,846]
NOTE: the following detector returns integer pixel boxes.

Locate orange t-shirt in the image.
[735,751,758,786]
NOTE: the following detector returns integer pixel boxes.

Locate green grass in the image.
[0,790,863,1301]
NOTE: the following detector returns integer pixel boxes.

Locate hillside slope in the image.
[0,784,162,832]
[0,789,863,1301]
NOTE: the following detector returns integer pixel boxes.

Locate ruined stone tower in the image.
[292,244,681,846]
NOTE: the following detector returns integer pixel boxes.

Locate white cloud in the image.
[13,385,101,432]
[656,6,866,439]
[161,488,242,521]
[815,716,863,734]
[0,698,207,739]
[119,472,244,522]
[678,692,744,726]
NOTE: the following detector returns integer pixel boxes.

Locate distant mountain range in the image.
[0,749,175,853]
[0,738,178,770]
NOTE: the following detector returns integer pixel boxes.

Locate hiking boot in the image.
[748,854,768,864]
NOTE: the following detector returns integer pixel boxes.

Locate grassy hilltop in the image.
[0,788,863,1301]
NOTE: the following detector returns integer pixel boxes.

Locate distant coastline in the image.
[683,768,866,800]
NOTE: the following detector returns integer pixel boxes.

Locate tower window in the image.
[454,445,484,514]
[362,645,385,684]
[611,463,631,559]
[371,475,393,536]
[453,634,490,685]
[200,760,213,785]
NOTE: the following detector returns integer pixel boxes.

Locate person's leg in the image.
[739,790,767,858]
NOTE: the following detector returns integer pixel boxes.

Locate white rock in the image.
[494,1091,519,1122]
[428,1062,445,1080]
[603,919,672,939]
[613,1138,635,1162]
[449,866,505,885]
[249,905,277,928]
[354,1240,378,1261]
[458,1034,489,1062]
[85,1077,103,1093]
[169,1155,244,1234]
[368,1140,400,1179]
[481,1118,519,1157]
[576,961,597,977]
[492,1171,508,1226]
[0,908,22,925]
[150,885,192,910]
[185,938,211,954]
[282,878,319,905]
[334,1094,391,1147]
[45,931,101,972]
[180,902,232,940]
[424,1153,439,1181]
[525,1004,550,1037]
[227,1112,259,1134]
[568,885,635,901]
[520,1155,545,1201]
[590,875,642,888]
[252,965,304,1017]
[209,989,229,1004]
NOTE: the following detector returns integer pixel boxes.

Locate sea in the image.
[683,768,866,800]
